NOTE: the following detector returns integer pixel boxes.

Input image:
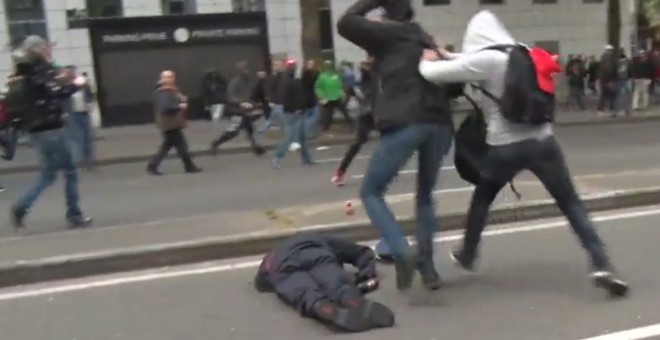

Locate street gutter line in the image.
[0,207,659,301]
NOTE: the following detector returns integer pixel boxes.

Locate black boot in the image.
[312,300,372,333]
[393,248,416,292]
[340,295,395,329]
[416,240,442,290]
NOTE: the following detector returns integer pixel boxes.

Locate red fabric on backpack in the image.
[529,47,561,94]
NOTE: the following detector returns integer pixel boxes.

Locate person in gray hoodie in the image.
[419,11,628,297]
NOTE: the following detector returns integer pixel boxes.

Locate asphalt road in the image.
[0,206,659,340]
[0,121,659,236]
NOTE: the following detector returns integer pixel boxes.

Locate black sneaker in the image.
[417,259,443,290]
[449,248,477,273]
[185,167,203,174]
[341,297,395,328]
[10,206,26,230]
[313,300,372,333]
[394,254,415,292]
[376,253,395,265]
[253,146,266,156]
[68,215,93,229]
[590,271,629,298]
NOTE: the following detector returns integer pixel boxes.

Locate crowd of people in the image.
[0,0,640,333]
[563,47,660,116]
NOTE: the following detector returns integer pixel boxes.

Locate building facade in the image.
[0,0,637,126]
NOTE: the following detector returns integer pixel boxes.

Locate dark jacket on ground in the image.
[153,86,185,132]
[301,69,319,109]
[336,0,452,132]
[21,59,77,133]
[254,233,377,293]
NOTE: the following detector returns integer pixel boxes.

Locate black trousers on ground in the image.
[319,100,352,132]
[460,136,610,270]
[148,128,195,171]
[338,114,374,173]
[211,115,260,151]
[271,261,359,317]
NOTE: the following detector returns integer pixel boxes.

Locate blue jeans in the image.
[15,128,83,218]
[295,106,320,143]
[360,123,453,261]
[258,104,284,134]
[274,113,313,163]
[68,111,95,164]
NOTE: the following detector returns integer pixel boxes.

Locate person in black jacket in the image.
[337,0,453,292]
[10,35,92,229]
[254,233,394,332]
[271,60,314,168]
[209,61,265,156]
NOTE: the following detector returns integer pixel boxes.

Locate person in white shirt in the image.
[418,10,628,297]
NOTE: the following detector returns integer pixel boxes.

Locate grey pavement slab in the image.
[0,207,658,340]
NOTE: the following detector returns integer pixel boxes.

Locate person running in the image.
[332,57,376,187]
[419,10,628,297]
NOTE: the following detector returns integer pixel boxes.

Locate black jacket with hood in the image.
[336,0,452,132]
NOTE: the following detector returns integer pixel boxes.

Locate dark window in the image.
[583,0,604,3]
[533,0,557,3]
[319,8,333,51]
[162,0,197,15]
[86,0,123,17]
[424,0,450,5]
[7,21,48,47]
[534,40,560,54]
[5,0,45,21]
[232,0,265,12]
[480,0,504,4]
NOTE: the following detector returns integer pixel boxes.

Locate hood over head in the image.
[461,10,515,54]
[382,0,414,22]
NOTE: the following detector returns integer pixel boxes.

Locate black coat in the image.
[301,69,319,109]
[337,0,452,132]
[254,233,377,293]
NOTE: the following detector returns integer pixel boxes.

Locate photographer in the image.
[9,35,92,229]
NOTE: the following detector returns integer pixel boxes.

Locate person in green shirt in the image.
[315,60,353,132]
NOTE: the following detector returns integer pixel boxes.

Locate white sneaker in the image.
[289,142,301,152]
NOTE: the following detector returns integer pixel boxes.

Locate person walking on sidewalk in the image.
[316,61,352,133]
[631,50,653,111]
[291,59,321,149]
[419,10,628,297]
[67,67,96,171]
[338,0,454,292]
[146,70,202,176]
[271,60,314,169]
[10,35,92,229]
[210,61,265,156]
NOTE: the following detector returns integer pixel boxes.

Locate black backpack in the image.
[2,75,39,126]
[474,44,556,125]
[454,94,520,199]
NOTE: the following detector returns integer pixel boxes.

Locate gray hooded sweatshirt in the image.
[419,10,552,146]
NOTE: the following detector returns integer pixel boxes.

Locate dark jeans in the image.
[338,114,374,173]
[68,111,95,164]
[460,136,609,270]
[360,123,453,262]
[319,100,352,131]
[148,128,196,171]
[14,128,83,218]
[597,82,617,112]
[567,87,585,110]
[213,115,261,152]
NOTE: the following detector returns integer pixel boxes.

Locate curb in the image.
[0,188,659,288]
[0,136,355,175]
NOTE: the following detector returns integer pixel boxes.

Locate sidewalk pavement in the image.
[1,107,660,175]
[0,166,659,288]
